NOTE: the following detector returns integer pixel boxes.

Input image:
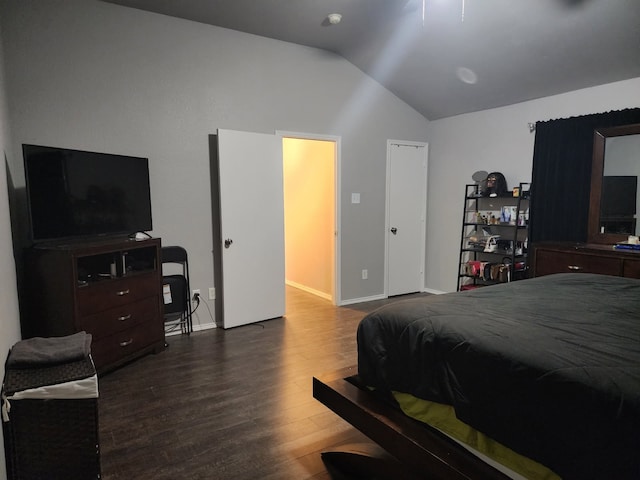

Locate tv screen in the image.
[23,144,153,243]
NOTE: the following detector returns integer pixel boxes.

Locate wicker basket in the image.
[2,356,101,480]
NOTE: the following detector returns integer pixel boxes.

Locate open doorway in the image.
[281,133,340,304]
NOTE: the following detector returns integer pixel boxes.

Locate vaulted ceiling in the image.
[102,0,640,120]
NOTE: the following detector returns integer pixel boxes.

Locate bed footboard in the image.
[312,367,510,480]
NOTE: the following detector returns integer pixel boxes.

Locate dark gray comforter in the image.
[357,273,640,479]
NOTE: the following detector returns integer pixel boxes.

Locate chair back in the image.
[161,246,188,264]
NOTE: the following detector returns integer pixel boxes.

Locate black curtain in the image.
[529,108,640,244]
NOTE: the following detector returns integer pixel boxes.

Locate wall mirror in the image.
[588,123,640,244]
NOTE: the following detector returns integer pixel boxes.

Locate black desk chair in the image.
[162,246,192,335]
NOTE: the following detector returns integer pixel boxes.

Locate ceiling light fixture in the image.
[456,67,478,84]
[327,13,342,25]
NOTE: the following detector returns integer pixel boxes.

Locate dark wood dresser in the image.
[23,237,165,374]
[533,242,640,279]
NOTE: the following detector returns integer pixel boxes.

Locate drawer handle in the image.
[117,314,132,322]
[116,289,130,296]
[568,265,582,270]
[119,338,133,347]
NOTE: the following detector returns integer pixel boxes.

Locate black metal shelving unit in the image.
[457,182,531,291]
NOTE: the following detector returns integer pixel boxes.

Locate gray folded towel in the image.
[7,332,92,368]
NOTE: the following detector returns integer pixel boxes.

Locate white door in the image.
[386,141,428,296]
[217,129,285,328]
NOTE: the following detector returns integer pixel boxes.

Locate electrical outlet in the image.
[192,289,201,301]
[362,269,368,280]
[209,287,215,300]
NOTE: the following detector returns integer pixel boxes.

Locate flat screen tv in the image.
[23,144,153,243]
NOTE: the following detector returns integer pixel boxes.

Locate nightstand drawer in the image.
[79,296,160,339]
[76,274,159,316]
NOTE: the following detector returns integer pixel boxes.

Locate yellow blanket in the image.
[394,391,561,480]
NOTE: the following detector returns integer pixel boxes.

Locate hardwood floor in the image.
[98,287,430,479]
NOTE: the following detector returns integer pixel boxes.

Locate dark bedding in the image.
[357,273,640,479]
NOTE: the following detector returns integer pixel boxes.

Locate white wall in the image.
[0,0,430,315]
[2,0,639,318]
[0,15,22,480]
[425,77,640,293]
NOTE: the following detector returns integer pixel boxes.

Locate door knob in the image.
[224,239,233,248]
[390,227,398,235]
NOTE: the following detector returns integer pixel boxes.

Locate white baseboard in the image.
[165,321,217,336]
[193,322,217,331]
[286,280,332,301]
[423,287,446,295]
[340,288,444,306]
[339,294,387,306]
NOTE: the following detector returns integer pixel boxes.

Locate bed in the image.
[313,273,640,479]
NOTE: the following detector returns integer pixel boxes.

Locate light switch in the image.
[351,193,361,204]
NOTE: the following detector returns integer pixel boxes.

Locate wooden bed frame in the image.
[313,367,512,480]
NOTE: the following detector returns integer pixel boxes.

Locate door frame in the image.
[277,130,342,305]
[384,139,428,297]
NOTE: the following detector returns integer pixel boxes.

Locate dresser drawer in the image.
[76,274,159,316]
[90,319,163,370]
[79,295,160,339]
[535,249,622,277]
[622,259,640,279]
